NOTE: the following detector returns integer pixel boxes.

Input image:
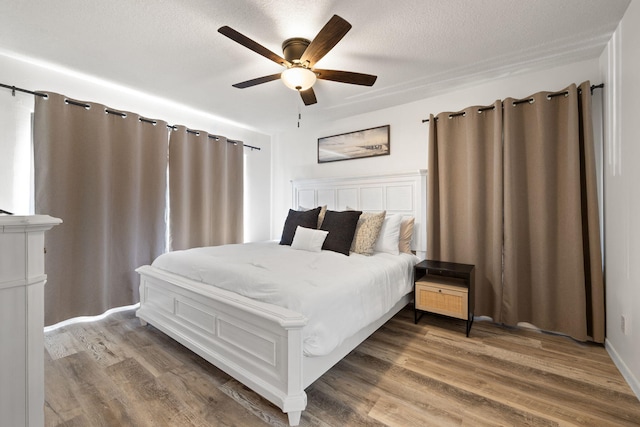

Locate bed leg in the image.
[287,411,301,426]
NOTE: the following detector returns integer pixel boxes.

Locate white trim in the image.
[43,303,140,333]
[605,339,640,400]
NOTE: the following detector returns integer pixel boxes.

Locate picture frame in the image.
[317,125,390,163]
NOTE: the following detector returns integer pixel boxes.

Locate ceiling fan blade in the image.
[299,88,317,106]
[232,73,282,89]
[218,26,291,67]
[300,15,352,67]
[314,69,377,86]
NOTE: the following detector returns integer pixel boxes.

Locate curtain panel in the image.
[427,101,504,321]
[169,127,243,250]
[503,82,605,342]
[34,92,168,326]
[427,81,605,343]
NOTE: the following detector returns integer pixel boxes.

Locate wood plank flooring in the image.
[44,307,640,426]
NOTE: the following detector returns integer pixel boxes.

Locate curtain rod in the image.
[421,83,604,123]
[1,82,261,151]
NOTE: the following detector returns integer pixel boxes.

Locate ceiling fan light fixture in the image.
[219,15,376,106]
[281,66,317,91]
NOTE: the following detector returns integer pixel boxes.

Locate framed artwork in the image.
[317,125,390,163]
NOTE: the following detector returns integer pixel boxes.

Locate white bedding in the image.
[151,241,419,356]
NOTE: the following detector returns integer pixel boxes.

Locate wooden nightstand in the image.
[414,260,475,336]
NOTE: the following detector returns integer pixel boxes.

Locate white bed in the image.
[136,170,427,425]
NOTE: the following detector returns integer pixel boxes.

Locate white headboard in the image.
[291,170,427,258]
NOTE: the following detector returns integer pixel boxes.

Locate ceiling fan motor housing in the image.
[282,38,311,64]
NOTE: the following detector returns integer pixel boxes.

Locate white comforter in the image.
[151,241,419,356]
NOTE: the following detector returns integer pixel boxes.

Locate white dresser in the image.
[0,215,62,427]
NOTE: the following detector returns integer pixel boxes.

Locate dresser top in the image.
[0,215,62,231]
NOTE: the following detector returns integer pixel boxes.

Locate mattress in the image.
[151,241,419,356]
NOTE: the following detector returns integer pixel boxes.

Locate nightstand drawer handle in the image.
[438,289,442,293]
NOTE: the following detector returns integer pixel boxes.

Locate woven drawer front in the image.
[416,283,467,320]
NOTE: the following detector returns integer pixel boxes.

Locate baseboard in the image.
[44,303,140,332]
[605,338,640,400]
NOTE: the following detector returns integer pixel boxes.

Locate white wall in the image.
[0,52,272,241]
[244,144,272,242]
[0,90,33,214]
[271,59,601,238]
[601,1,640,398]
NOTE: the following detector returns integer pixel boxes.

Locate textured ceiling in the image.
[0,0,630,134]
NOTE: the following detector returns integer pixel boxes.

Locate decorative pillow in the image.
[279,207,321,245]
[317,205,327,228]
[350,211,386,255]
[373,214,403,255]
[291,226,329,252]
[298,205,327,228]
[320,210,362,255]
[398,216,415,254]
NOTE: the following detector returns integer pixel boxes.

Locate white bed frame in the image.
[136,170,427,425]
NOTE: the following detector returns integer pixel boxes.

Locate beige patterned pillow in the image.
[350,211,386,255]
[398,216,415,253]
[317,205,327,228]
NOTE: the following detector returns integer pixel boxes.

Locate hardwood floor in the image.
[44,307,640,426]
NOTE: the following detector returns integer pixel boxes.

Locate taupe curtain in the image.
[169,127,243,250]
[428,81,605,343]
[427,101,504,320]
[503,82,605,342]
[34,92,168,326]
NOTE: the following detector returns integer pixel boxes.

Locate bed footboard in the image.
[135,265,308,426]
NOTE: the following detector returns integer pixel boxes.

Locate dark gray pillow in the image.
[320,210,362,255]
[279,207,322,245]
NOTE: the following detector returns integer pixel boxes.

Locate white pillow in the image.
[373,214,403,255]
[291,226,329,252]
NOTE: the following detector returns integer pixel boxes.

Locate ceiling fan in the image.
[218,15,377,106]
